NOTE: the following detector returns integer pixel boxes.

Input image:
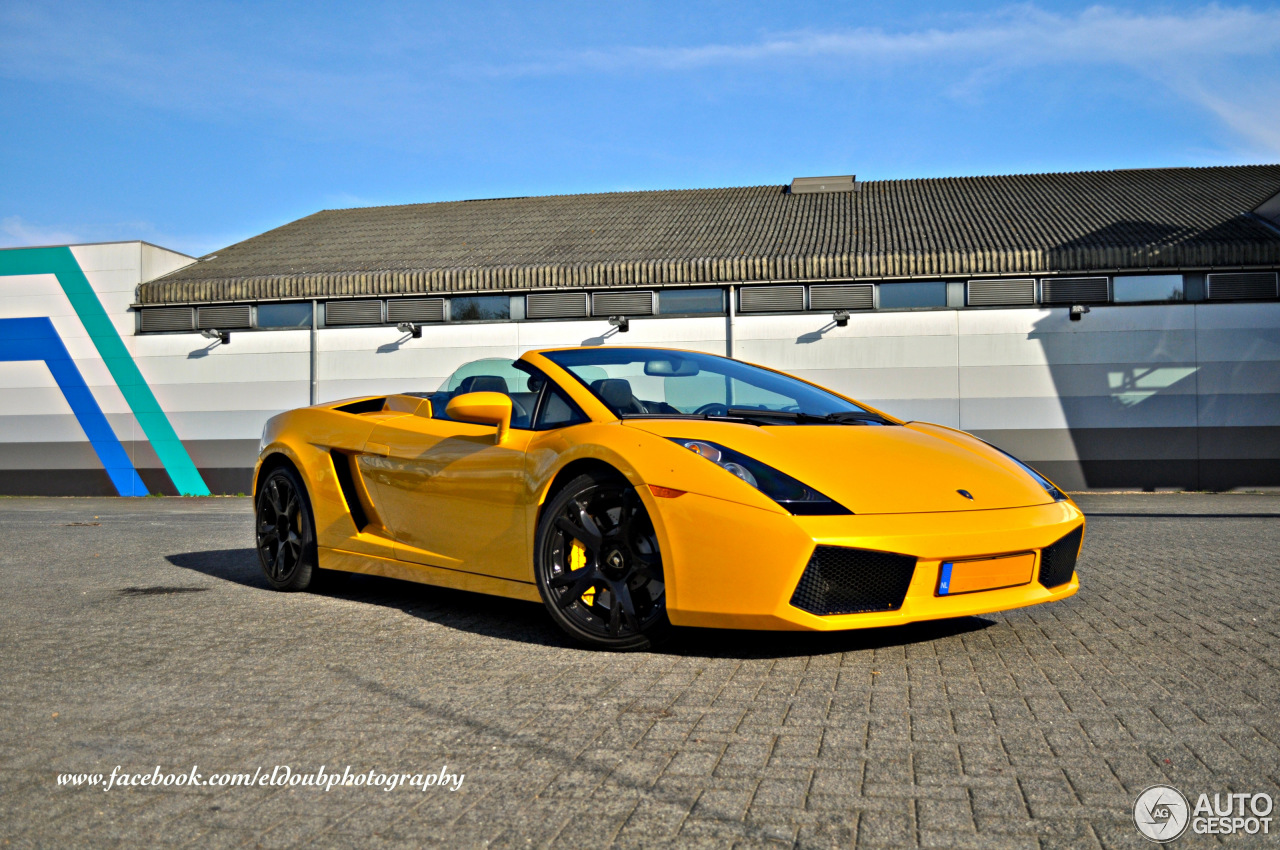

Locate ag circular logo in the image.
[1134,784,1190,842]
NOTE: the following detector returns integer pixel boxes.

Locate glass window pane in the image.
[1113,275,1183,303]
[535,385,587,430]
[659,289,724,314]
[543,348,874,418]
[450,296,510,321]
[878,282,947,309]
[256,302,312,328]
[428,358,538,428]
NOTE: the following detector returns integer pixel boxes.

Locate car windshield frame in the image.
[540,348,888,423]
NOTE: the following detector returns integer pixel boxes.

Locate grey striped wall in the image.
[2,249,1277,495]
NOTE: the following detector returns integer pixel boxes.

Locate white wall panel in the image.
[739,335,958,370]
[149,380,311,412]
[134,351,311,385]
[1193,329,1280,363]
[735,311,956,340]
[140,244,196,283]
[515,316,727,352]
[165,410,290,441]
[1192,302,1280,329]
[858,399,961,426]
[0,360,68,392]
[69,243,139,272]
[0,414,96,442]
[959,330,1197,367]
[960,363,1199,399]
[960,394,1196,431]
[0,386,84,417]
[788,367,958,400]
[1197,395,1280,427]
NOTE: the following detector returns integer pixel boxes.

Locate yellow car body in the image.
[254,347,1082,640]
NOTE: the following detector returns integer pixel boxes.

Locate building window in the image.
[451,296,510,321]
[659,289,724,314]
[1113,275,1184,303]
[256,303,313,328]
[879,282,947,309]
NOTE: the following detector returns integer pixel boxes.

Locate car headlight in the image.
[670,439,851,515]
[982,442,1068,502]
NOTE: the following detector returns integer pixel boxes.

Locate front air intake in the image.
[1038,525,1083,588]
[790,546,917,616]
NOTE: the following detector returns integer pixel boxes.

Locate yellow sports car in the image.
[254,346,1083,649]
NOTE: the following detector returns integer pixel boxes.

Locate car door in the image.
[356,376,540,583]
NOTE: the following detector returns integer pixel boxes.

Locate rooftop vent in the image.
[967,279,1035,307]
[527,292,589,319]
[197,305,252,329]
[789,175,859,195]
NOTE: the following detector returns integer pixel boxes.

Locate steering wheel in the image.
[693,403,730,416]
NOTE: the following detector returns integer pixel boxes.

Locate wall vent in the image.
[1207,272,1279,300]
[325,300,383,325]
[809,284,874,310]
[739,285,805,312]
[1041,277,1109,304]
[967,279,1035,306]
[789,175,859,194]
[387,298,445,323]
[139,307,194,332]
[196,305,252,329]
[592,291,654,316]
[527,292,589,319]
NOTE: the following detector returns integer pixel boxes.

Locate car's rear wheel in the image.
[535,472,670,650]
[255,463,323,591]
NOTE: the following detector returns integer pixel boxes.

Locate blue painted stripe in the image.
[0,317,148,496]
[0,248,209,494]
[937,561,953,596]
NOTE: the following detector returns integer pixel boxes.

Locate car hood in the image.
[623,419,1055,514]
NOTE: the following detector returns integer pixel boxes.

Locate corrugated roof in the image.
[139,165,1280,304]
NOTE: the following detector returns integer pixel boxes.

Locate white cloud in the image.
[0,216,84,248]
[0,215,234,256]
[472,4,1280,154]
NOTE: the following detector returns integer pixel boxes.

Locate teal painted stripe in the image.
[0,247,210,495]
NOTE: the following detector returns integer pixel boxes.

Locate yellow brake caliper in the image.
[569,539,595,605]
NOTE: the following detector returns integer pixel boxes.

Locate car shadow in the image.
[167,548,996,658]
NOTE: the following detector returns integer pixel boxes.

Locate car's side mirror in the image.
[446,391,513,443]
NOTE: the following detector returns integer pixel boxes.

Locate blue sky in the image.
[3,0,1279,256]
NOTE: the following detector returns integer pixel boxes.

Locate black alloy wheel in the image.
[535,472,670,650]
[255,464,322,591]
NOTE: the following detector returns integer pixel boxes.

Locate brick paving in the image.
[0,493,1278,848]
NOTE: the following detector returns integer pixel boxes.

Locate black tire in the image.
[255,463,327,592]
[535,471,670,650]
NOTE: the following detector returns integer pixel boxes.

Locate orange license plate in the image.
[937,552,1035,596]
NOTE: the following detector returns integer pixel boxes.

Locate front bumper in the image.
[655,492,1083,631]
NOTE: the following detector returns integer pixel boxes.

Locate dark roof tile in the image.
[140,165,1280,304]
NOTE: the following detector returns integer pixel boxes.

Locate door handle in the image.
[366,443,390,457]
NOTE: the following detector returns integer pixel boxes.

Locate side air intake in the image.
[1038,525,1083,589]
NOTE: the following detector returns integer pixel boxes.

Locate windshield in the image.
[541,348,883,422]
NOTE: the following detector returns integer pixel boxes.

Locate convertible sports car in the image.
[254,346,1083,649]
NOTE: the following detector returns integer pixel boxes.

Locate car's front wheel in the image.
[534,472,670,650]
[255,463,323,591]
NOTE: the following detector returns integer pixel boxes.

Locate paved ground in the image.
[1,494,1278,848]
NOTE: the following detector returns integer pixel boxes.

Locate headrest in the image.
[590,378,635,411]
[456,375,508,395]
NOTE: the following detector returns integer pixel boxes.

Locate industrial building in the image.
[2,164,1279,496]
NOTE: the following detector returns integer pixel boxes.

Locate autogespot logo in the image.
[1134,785,1190,843]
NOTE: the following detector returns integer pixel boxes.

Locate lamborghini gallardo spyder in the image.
[254,346,1084,649]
